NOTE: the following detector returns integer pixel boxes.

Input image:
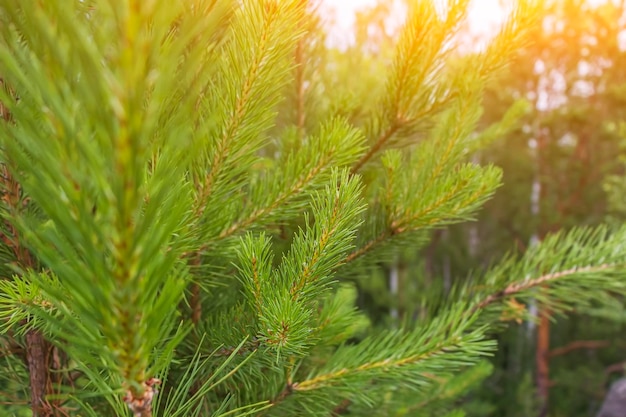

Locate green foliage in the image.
[0,0,623,416]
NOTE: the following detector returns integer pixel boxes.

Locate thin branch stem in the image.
[290,184,342,298]
[351,124,399,174]
[474,264,617,311]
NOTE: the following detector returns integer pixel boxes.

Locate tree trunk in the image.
[26,329,52,417]
[532,126,550,417]
[536,310,550,417]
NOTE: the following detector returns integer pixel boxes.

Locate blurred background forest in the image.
[313,0,626,415]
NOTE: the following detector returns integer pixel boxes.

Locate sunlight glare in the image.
[321,0,511,47]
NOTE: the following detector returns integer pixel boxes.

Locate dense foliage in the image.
[0,1,624,417]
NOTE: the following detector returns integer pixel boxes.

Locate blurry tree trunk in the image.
[536,309,551,417]
[389,262,399,321]
[442,229,451,294]
[467,155,480,261]
[442,253,451,294]
[26,331,53,417]
[534,128,550,417]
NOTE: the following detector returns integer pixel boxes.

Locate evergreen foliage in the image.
[0,1,624,416]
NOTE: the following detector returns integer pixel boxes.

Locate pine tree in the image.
[0,1,624,416]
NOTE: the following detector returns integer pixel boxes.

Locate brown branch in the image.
[548,340,612,358]
[272,383,293,404]
[344,231,389,264]
[330,399,351,416]
[26,330,54,417]
[605,361,625,375]
[0,336,26,360]
[351,124,399,174]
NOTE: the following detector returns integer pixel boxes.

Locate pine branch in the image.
[345,165,499,265]
[270,226,626,412]
[345,229,393,264]
[196,4,280,216]
[271,313,491,415]
[218,151,333,241]
[292,334,471,393]
[236,170,364,358]
[473,264,619,313]
[0,1,204,408]
[191,0,307,239]
[217,119,365,243]
[289,181,350,299]
[351,0,473,174]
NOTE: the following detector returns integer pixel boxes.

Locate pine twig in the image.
[289,183,343,298]
[217,151,332,242]
[195,4,279,218]
[473,263,617,312]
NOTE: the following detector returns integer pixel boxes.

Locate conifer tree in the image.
[0,1,624,416]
